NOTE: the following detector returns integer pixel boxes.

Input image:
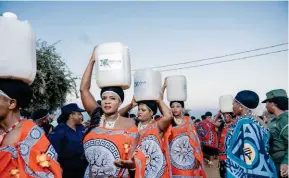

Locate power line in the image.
[132,43,288,71]
[158,49,288,72]
[73,49,288,79]
[72,42,288,77]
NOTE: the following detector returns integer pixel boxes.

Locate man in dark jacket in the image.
[49,103,87,178]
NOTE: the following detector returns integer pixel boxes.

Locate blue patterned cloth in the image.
[225,116,277,178]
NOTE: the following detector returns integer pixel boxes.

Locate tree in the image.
[25,40,77,113]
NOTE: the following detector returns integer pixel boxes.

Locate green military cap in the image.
[262,89,288,103]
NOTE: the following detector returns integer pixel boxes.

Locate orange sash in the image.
[169,116,206,177]
[197,118,218,149]
[83,126,145,178]
[0,120,62,178]
[138,120,171,178]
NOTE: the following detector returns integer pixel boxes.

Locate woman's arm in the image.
[157,93,173,132]
[119,98,137,117]
[159,78,167,115]
[80,48,99,115]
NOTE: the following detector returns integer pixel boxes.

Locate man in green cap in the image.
[262,89,288,177]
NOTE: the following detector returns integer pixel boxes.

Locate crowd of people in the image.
[0,48,288,178]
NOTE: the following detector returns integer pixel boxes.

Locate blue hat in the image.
[235,90,259,109]
[61,103,85,114]
[57,103,85,123]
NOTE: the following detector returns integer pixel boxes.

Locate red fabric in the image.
[197,118,218,149]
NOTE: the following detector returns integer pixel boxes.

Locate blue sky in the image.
[1,1,288,117]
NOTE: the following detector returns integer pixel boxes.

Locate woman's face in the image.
[223,113,233,123]
[137,104,153,122]
[101,92,121,115]
[170,102,183,117]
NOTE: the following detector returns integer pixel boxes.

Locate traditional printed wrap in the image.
[83,126,145,178]
[0,120,62,178]
[225,116,277,178]
[169,116,206,177]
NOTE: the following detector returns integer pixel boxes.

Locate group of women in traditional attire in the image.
[0,47,281,178]
[79,49,206,178]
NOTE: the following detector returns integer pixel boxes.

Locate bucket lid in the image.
[2,12,18,19]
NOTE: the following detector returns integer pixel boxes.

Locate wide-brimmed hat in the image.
[262,89,288,103]
[57,103,85,123]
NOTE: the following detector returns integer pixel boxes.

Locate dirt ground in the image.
[204,159,220,178]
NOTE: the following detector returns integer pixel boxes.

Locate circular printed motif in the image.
[84,139,121,177]
[169,133,195,170]
[138,135,165,178]
[19,143,29,156]
[30,128,42,139]
[244,142,256,165]
[197,125,207,138]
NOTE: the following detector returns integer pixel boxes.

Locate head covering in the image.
[154,115,161,119]
[100,87,124,103]
[57,103,85,123]
[235,90,259,109]
[184,113,190,117]
[138,100,158,115]
[205,112,212,117]
[129,114,136,118]
[170,101,184,108]
[32,109,49,121]
[0,79,32,108]
[201,115,206,120]
[262,89,288,103]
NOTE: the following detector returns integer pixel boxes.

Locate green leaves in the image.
[26,40,77,113]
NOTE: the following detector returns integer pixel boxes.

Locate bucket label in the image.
[134,81,147,88]
[98,54,123,71]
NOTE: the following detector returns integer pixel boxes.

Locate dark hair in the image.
[201,115,206,120]
[184,113,190,117]
[190,116,196,120]
[154,115,160,120]
[138,100,158,115]
[171,119,177,127]
[129,114,136,118]
[205,112,212,117]
[83,107,103,139]
[170,101,184,108]
[123,112,129,118]
[100,87,124,102]
[32,109,49,121]
[270,97,288,111]
[20,109,31,119]
[0,79,32,108]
